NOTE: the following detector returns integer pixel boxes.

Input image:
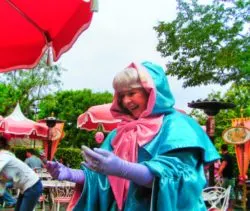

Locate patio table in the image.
[41,180,75,209]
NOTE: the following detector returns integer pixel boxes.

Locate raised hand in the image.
[81,146,153,186]
[81,146,125,176]
[46,161,85,184]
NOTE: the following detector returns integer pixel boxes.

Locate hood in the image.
[111,61,175,120]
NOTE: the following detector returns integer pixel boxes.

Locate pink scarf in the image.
[108,116,163,210]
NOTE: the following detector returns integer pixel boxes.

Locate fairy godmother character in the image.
[47,61,220,211]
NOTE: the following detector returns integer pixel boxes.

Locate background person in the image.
[46,61,220,211]
[0,182,17,208]
[0,136,43,211]
[218,144,235,211]
[25,149,45,171]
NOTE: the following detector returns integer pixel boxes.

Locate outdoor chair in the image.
[34,194,47,211]
[202,185,231,211]
[50,182,75,211]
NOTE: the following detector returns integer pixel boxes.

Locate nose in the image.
[122,95,131,105]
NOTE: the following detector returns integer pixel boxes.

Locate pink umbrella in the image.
[0,103,48,139]
[77,103,121,133]
[77,103,121,144]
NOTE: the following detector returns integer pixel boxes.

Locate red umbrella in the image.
[0,116,3,133]
[0,0,96,72]
[77,103,121,133]
[0,103,48,139]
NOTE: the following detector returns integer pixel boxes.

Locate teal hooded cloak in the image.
[73,61,220,211]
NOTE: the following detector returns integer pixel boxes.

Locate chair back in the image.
[202,185,231,211]
[50,181,75,210]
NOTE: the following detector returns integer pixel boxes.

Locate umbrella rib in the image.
[5,0,51,44]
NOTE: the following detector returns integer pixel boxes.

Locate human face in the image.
[119,88,148,118]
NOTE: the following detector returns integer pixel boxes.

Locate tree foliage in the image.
[154,0,250,87]
[0,56,64,117]
[38,89,113,148]
[0,83,21,115]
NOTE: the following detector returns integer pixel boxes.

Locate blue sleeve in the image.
[143,149,207,210]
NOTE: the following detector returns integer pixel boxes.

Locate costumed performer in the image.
[46,61,220,211]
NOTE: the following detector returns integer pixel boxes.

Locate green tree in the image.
[0,56,64,117]
[38,89,113,148]
[154,0,250,87]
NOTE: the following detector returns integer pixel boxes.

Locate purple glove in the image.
[81,146,153,187]
[46,161,85,184]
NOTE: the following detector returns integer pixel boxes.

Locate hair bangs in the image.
[113,67,142,92]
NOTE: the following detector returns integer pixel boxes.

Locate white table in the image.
[37,172,52,180]
[42,180,75,188]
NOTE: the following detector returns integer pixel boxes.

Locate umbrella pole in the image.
[48,139,52,161]
[47,128,52,161]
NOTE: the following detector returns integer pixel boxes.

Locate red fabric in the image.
[41,122,65,161]
[67,183,83,211]
[232,118,250,180]
[0,0,93,72]
[77,103,121,132]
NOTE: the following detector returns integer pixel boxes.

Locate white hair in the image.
[112,67,142,92]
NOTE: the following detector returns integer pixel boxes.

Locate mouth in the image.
[128,105,139,112]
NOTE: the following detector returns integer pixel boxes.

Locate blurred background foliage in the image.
[0,1,249,169]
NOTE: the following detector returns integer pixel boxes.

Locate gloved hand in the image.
[81,146,153,187]
[46,161,85,184]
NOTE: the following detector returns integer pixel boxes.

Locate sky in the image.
[58,0,230,113]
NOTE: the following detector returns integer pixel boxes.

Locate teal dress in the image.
[73,61,220,211]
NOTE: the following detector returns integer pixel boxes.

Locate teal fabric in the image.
[142,61,175,115]
[73,61,220,211]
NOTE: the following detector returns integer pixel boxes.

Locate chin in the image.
[132,112,141,119]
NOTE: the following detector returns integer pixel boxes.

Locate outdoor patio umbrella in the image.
[0,0,97,72]
[0,103,48,139]
[77,103,121,133]
[77,103,121,143]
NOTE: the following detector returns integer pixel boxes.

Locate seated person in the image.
[0,182,17,208]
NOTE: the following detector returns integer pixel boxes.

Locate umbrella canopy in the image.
[0,103,48,139]
[77,103,121,132]
[0,116,3,133]
[0,0,96,72]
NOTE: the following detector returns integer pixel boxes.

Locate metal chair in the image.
[50,182,74,211]
[202,185,231,211]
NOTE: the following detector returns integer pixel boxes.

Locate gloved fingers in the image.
[93,148,111,157]
[81,149,93,164]
[58,172,66,181]
[81,160,103,173]
[81,161,95,171]
[82,146,103,162]
[46,161,57,169]
[50,169,60,178]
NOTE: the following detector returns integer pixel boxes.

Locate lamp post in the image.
[188,99,235,186]
[30,101,40,121]
[40,116,64,161]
